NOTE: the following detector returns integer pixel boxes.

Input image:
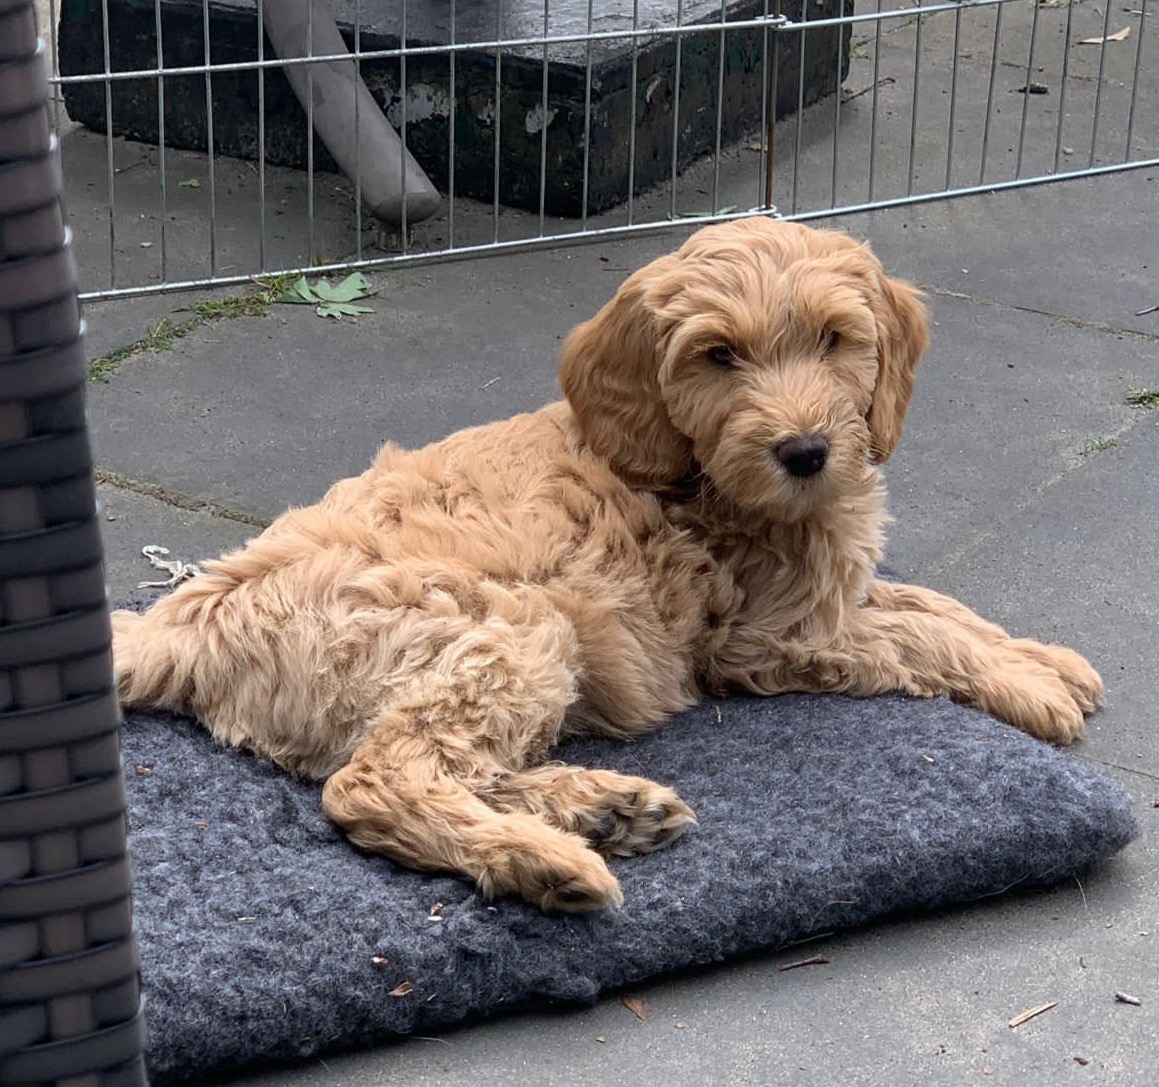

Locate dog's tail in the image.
[110,572,232,713]
[110,609,190,712]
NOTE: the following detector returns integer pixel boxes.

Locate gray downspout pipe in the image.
[262,0,441,227]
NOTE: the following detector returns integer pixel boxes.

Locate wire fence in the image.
[39,0,1157,300]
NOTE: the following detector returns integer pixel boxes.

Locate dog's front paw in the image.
[974,649,1087,745]
[1009,639,1104,715]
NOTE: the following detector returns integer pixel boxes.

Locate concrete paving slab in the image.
[830,171,1159,338]
[84,231,1156,556]
[59,129,365,296]
[81,289,211,364]
[96,483,257,603]
[680,0,1157,218]
[881,289,1157,578]
[913,408,1159,776]
[83,244,669,519]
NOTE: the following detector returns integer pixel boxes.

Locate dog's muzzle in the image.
[774,434,829,478]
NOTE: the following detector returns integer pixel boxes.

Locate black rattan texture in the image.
[0,5,147,1085]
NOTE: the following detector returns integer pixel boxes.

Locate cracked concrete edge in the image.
[95,467,272,528]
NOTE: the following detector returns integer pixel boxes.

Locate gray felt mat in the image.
[120,692,1137,1083]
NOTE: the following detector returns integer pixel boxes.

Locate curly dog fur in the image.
[112,218,1102,912]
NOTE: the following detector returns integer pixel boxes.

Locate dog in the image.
[111,218,1102,912]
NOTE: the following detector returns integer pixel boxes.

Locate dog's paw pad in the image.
[586,784,697,857]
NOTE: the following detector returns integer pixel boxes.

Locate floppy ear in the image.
[559,261,694,489]
[866,274,929,463]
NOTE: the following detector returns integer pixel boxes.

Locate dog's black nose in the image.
[774,434,829,478]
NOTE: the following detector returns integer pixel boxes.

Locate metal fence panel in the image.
[36,0,1158,300]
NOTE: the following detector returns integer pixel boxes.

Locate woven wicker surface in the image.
[0,3,146,1083]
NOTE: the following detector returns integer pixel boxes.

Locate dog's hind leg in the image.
[480,765,697,858]
[321,613,624,912]
[323,743,623,911]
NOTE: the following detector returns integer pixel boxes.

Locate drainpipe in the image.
[262,0,441,227]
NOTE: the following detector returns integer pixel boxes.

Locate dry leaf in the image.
[674,1021,686,1030]
[621,995,649,1021]
[1079,27,1130,43]
[1008,1001,1057,1027]
[595,1035,607,1044]
[1074,1057,1090,1067]
[387,981,414,997]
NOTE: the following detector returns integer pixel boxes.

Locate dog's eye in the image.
[707,345,738,369]
[820,329,842,354]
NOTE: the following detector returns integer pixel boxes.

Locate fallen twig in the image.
[778,954,830,972]
[843,76,896,103]
[1008,1001,1057,1028]
[1114,991,1142,1006]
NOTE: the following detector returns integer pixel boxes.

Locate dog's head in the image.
[560,218,928,521]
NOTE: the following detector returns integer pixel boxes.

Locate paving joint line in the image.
[87,274,296,383]
[1080,755,1159,787]
[922,285,1159,344]
[913,410,1152,584]
[95,467,272,529]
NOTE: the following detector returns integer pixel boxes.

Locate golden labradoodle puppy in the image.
[112,218,1102,912]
